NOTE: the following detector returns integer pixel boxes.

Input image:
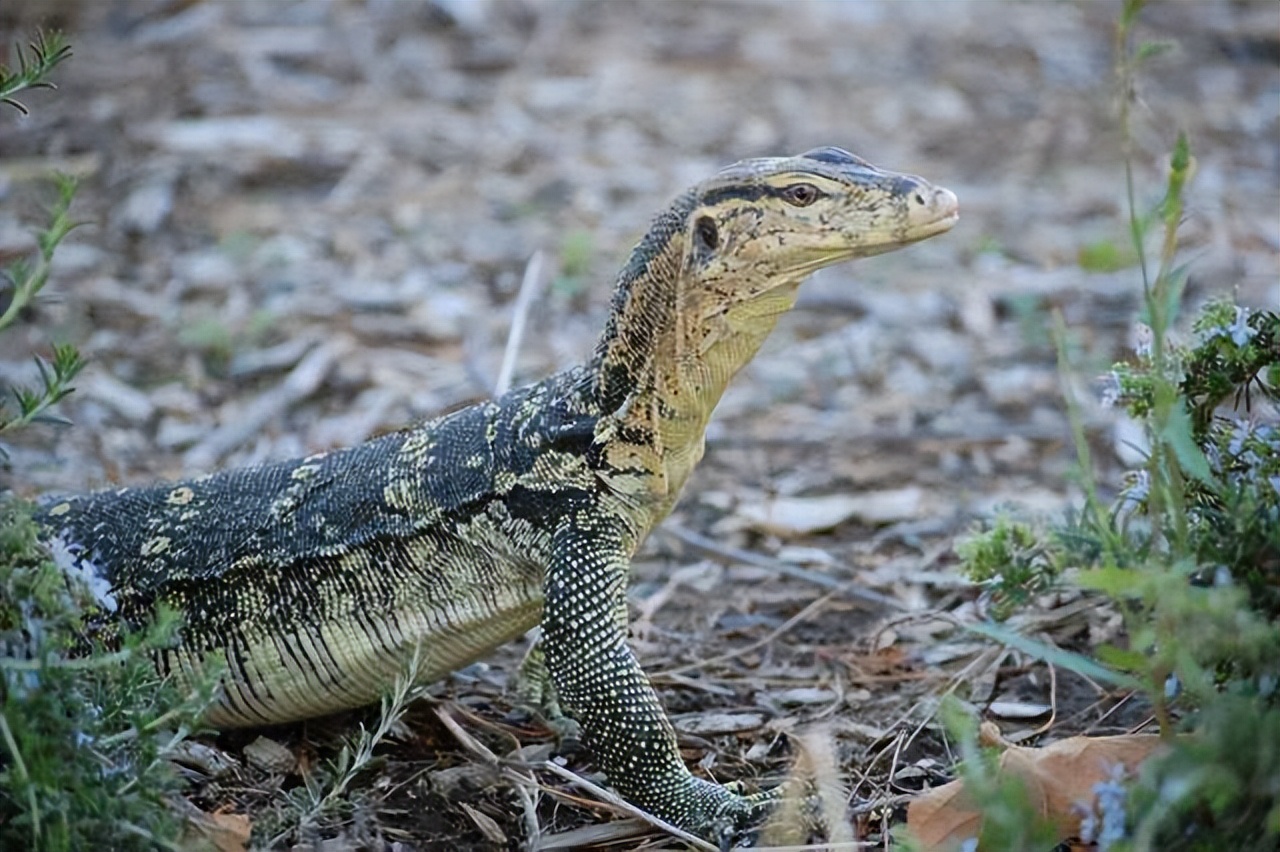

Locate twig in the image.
[537,760,718,852]
[494,250,544,397]
[433,704,548,844]
[269,643,429,847]
[437,708,716,848]
[662,523,908,611]
[654,590,835,678]
[183,339,341,469]
[534,819,653,849]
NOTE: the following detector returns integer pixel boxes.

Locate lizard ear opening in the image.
[694,216,719,251]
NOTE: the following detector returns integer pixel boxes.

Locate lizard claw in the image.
[705,786,779,850]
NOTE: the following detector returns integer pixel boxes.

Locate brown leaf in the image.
[907,723,1165,851]
[461,803,508,844]
[190,811,252,852]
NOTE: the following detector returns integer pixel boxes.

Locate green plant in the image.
[1077,237,1139,274]
[0,31,71,115]
[259,645,428,847]
[1,33,222,852]
[551,228,595,300]
[955,513,1059,619]
[0,500,218,852]
[0,32,82,450]
[949,1,1280,849]
[178,308,277,377]
[0,173,86,447]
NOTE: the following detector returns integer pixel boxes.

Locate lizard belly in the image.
[177,550,547,728]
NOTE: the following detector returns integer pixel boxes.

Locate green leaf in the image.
[962,620,1142,689]
[1121,0,1147,28]
[1170,132,1191,175]
[1160,402,1217,488]
[1137,263,1189,331]
[1095,643,1149,674]
[1078,238,1137,273]
[1076,565,1143,597]
[1135,40,1176,63]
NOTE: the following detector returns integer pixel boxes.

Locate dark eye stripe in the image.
[701,182,824,208]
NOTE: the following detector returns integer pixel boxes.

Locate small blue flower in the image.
[1132,323,1153,358]
[1093,765,1131,851]
[1227,306,1255,347]
[1099,371,1122,408]
[1228,423,1252,457]
[1079,806,1099,843]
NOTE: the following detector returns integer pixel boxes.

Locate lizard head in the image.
[682,146,958,300]
[591,146,956,435]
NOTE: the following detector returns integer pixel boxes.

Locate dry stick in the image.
[515,782,542,851]
[434,704,713,851]
[654,590,835,678]
[662,523,907,612]
[494,250,545,397]
[747,840,874,851]
[844,724,916,818]
[878,638,1006,789]
[536,760,719,852]
[1034,658,1059,738]
[533,820,654,850]
[433,705,547,843]
[843,733,893,809]
[184,339,340,469]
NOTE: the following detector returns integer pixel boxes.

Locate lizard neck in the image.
[586,192,800,522]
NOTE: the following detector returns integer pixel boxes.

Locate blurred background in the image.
[1,1,1275,506]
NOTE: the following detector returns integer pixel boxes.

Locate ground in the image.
[0,0,1276,849]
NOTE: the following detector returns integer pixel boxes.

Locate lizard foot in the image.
[643,777,779,850]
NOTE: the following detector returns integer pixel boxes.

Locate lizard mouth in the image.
[910,186,960,238]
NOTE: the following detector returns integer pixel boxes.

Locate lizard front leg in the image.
[542,511,775,845]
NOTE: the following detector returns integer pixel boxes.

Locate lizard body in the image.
[38,147,957,841]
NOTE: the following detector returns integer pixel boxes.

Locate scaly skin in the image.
[37,147,957,843]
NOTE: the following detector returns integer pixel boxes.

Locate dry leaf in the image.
[735,487,925,537]
[461,803,508,844]
[190,811,252,852]
[907,722,1165,851]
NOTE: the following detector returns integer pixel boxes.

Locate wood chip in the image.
[988,699,1053,720]
[184,339,344,469]
[672,712,764,735]
[733,487,927,537]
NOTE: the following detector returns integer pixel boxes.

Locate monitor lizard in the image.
[37,147,958,844]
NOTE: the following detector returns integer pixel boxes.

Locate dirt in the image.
[1,0,1276,849]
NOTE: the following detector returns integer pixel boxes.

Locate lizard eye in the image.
[695,216,719,250]
[781,183,820,207]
